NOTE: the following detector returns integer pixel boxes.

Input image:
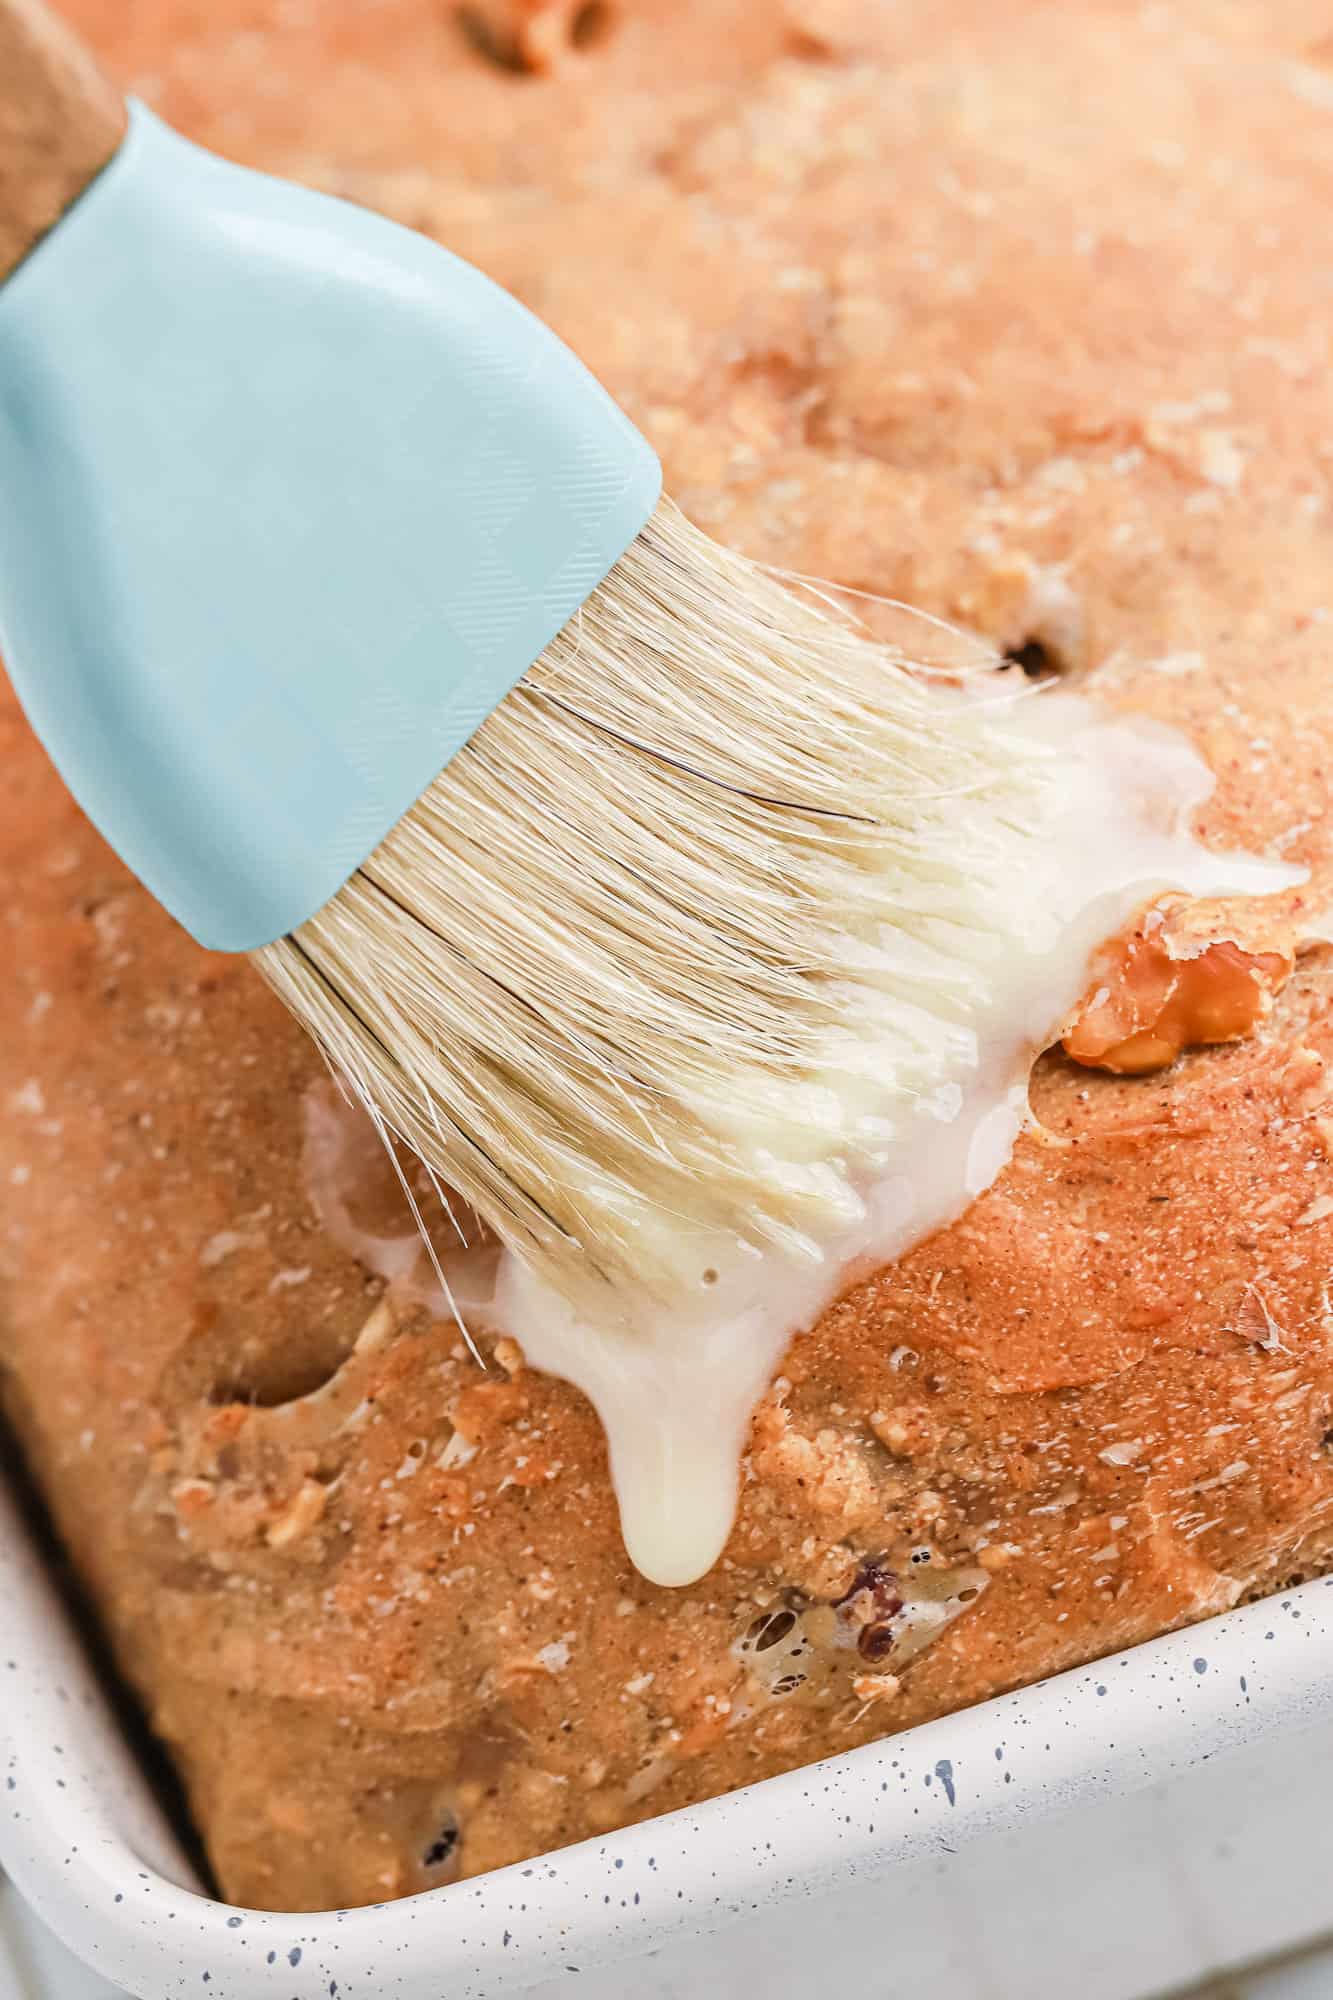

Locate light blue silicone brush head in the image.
[0,99,660,951]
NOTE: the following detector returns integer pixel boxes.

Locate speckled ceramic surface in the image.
[4,1475,1333,2000]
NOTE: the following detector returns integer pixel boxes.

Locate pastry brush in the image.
[0,0,1072,1312]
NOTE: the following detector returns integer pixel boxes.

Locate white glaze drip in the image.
[493,695,1301,1585]
[303,692,1302,1590]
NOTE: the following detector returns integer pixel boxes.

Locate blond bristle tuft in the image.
[254,498,1057,1301]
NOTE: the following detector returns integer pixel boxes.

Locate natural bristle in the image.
[254,497,1055,1302]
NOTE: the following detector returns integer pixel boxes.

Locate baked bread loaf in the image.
[4,0,1333,1912]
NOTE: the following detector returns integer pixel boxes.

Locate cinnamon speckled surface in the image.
[3,0,1333,1913]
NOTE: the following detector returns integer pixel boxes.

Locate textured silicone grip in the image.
[0,102,662,950]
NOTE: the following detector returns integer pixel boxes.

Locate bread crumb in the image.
[1198,428,1246,489]
[851,1672,901,1702]
[1099,1439,1144,1465]
[266,1480,329,1548]
[200,1229,258,1268]
[268,1265,313,1291]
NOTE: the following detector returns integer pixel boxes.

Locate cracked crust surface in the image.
[3,0,1333,1911]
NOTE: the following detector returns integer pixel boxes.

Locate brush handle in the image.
[0,0,125,284]
[0,89,661,950]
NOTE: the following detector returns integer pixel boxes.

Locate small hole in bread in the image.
[205,1343,355,1409]
[569,1,615,49]
[1000,636,1064,680]
[422,1815,461,1869]
[750,1608,798,1652]
[453,5,526,72]
[455,0,615,72]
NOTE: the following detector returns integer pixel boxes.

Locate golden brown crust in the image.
[0,0,124,282]
[5,0,1333,1912]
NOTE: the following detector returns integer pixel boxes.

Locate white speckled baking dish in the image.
[5,1472,1333,2000]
